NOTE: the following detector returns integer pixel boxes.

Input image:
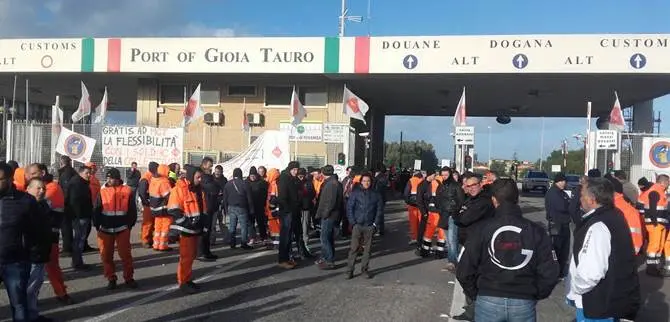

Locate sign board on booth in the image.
[279,122,323,142]
[413,159,422,170]
[322,123,349,143]
[455,126,475,145]
[101,126,184,167]
[596,130,618,150]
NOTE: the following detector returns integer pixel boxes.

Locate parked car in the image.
[521,171,550,194]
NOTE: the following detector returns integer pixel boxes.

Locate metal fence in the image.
[619,132,668,183]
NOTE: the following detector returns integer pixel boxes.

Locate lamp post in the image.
[338,0,363,37]
[487,126,492,167]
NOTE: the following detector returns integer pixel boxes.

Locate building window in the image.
[300,86,327,106]
[228,85,257,97]
[265,86,293,106]
[200,87,220,105]
[160,84,185,104]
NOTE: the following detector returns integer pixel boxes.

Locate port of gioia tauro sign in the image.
[101,125,184,167]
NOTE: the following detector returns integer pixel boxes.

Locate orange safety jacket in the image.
[427,178,442,213]
[45,180,65,243]
[149,165,172,217]
[614,192,644,254]
[137,171,153,206]
[405,177,422,206]
[639,183,668,224]
[313,177,324,198]
[94,183,137,234]
[167,178,207,236]
[89,176,101,204]
[13,168,26,192]
[266,169,280,218]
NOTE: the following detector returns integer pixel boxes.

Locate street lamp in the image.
[338,0,363,37]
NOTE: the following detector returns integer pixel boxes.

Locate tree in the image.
[489,160,508,176]
[539,148,585,174]
[384,140,439,170]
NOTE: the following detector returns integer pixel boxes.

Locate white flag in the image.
[608,91,625,132]
[93,87,108,124]
[50,96,64,166]
[55,127,96,163]
[453,87,467,127]
[290,86,306,127]
[342,85,369,124]
[181,84,204,128]
[71,81,91,122]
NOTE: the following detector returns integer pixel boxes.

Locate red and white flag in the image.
[93,87,108,124]
[242,97,250,131]
[609,91,625,132]
[290,86,307,127]
[181,83,204,128]
[71,81,91,122]
[342,85,369,124]
[453,87,467,127]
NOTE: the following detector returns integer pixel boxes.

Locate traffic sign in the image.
[454,126,475,145]
[512,53,528,69]
[629,53,646,69]
[596,130,618,150]
[403,54,418,70]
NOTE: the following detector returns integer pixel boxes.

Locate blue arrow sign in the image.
[512,54,529,69]
[629,53,646,69]
[403,54,418,70]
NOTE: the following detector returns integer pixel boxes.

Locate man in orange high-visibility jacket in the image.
[168,165,206,294]
[93,168,138,290]
[416,169,445,257]
[404,171,423,243]
[639,174,669,276]
[607,176,644,255]
[265,169,281,248]
[84,162,102,253]
[137,162,158,248]
[149,164,173,251]
[13,167,26,191]
[27,163,74,305]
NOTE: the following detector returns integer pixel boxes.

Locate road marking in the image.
[86,250,273,322]
[449,277,466,321]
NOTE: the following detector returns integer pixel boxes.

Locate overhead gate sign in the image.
[102,126,184,167]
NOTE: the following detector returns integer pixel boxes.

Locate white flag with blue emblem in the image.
[55,127,96,163]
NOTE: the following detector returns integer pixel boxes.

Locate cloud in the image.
[0,0,237,37]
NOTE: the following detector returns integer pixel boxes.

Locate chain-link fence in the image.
[619,132,670,183]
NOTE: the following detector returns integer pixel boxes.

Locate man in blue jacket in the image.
[345,173,384,279]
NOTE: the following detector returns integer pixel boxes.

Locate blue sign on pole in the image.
[512,54,529,69]
[403,54,418,70]
[629,53,647,69]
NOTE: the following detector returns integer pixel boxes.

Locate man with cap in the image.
[93,168,138,290]
[277,161,302,268]
[415,168,439,257]
[545,173,571,278]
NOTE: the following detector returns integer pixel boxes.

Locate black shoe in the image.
[125,279,139,289]
[33,316,54,322]
[73,264,92,271]
[230,244,237,249]
[362,270,373,279]
[197,255,216,262]
[452,312,474,321]
[107,279,117,290]
[346,271,354,280]
[240,244,253,250]
[180,281,199,294]
[56,295,74,305]
[83,245,98,253]
[301,251,315,259]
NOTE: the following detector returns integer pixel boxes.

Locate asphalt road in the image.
[0,194,668,322]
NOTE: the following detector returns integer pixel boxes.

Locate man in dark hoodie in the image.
[58,155,78,256]
[247,167,269,245]
[211,165,228,245]
[545,173,572,279]
[198,157,219,261]
[277,161,301,269]
[222,168,254,250]
[315,165,343,269]
[297,168,316,257]
[65,165,94,270]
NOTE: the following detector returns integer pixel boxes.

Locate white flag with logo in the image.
[71,81,91,122]
[290,86,306,127]
[608,91,625,132]
[453,87,467,127]
[55,127,96,163]
[181,84,204,128]
[93,87,108,124]
[342,85,369,124]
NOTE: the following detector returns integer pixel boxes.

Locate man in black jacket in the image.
[198,157,219,261]
[545,173,571,278]
[65,165,94,270]
[436,166,465,263]
[25,177,53,322]
[416,169,437,257]
[222,168,254,250]
[58,155,77,256]
[277,161,302,269]
[457,179,559,321]
[566,177,640,320]
[373,164,389,235]
[248,167,269,246]
[125,162,141,193]
[315,165,343,269]
[0,162,41,321]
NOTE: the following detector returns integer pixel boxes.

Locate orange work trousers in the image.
[153,216,173,250]
[177,235,198,285]
[45,243,67,297]
[407,205,420,241]
[645,223,666,266]
[421,212,447,254]
[664,227,670,271]
[140,206,154,245]
[267,214,280,239]
[97,229,134,282]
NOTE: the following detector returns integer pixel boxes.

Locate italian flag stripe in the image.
[80,38,94,72]
[324,37,340,73]
[354,36,370,74]
[107,38,121,72]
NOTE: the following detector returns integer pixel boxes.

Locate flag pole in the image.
[25,79,29,123]
[10,75,16,125]
[585,101,592,175]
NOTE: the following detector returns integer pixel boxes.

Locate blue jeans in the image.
[278,213,293,262]
[1,262,30,321]
[228,206,249,246]
[475,296,537,322]
[320,218,336,263]
[72,218,91,267]
[447,216,460,264]
[27,263,46,320]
